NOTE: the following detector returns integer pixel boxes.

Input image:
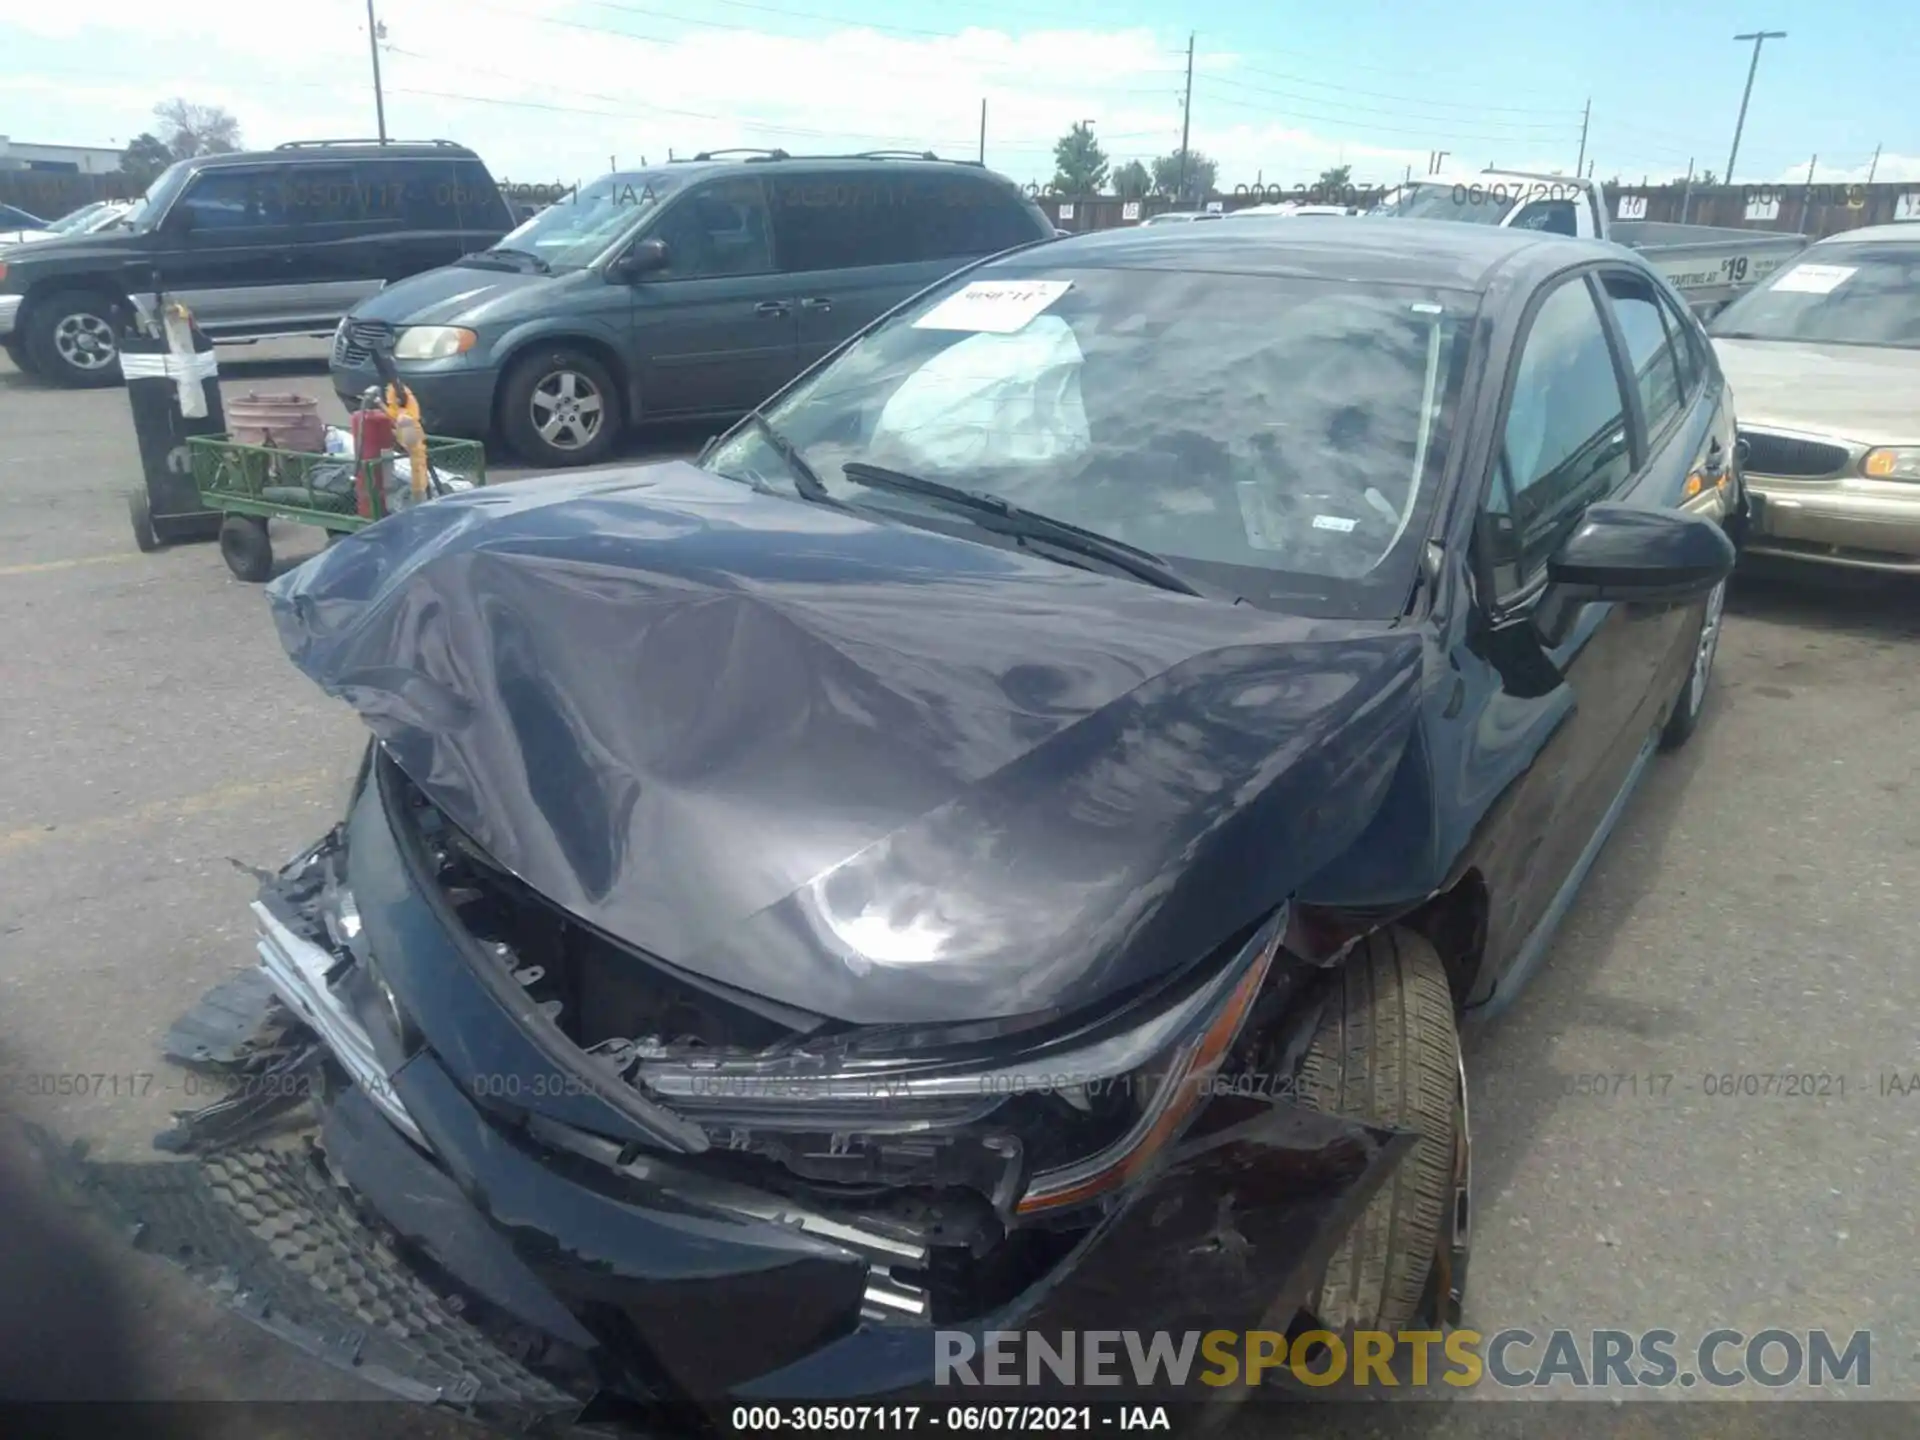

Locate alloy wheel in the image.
[529,369,606,451]
[53,311,118,372]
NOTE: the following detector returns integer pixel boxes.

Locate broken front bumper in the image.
[92,771,1417,1425]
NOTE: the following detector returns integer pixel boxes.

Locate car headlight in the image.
[633,910,1285,1215]
[393,325,477,361]
[1862,447,1920,481]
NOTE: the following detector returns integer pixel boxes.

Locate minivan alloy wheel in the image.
[529,368,606,451]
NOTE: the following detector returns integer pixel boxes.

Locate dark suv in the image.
[327,150,1057,467]
[0,139,513,388]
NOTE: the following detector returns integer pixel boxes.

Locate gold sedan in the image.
[1709,223,1920,573]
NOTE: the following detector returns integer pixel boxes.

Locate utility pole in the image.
[366,0,388,143]
[1680,156,1694,223]
[1725,30,1786,182]
[978,98,986,164]
[1576,97,1590,176]
[1176,31,1195,202]
[1805,154,1817,186]
[1867,142,1881,183]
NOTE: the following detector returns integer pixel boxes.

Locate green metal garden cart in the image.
[188,434,488,582]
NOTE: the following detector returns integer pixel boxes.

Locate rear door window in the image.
[358,157,460,231]
[283,164,362,225]
[1656,287,1705,398]
[1600,270,1686,441]
[907,173,1045,260]
[450,159,511,232]
[770,173,913,271]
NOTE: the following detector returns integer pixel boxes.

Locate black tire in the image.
[498,347,622,468]
[1296,928,1462,1333]
[3,333,41,378]
[218,515,274,583]
[1659,576,1728,752]
[23,289,125,388]
[127,488,162,553]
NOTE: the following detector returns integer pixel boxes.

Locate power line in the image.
[381,50,1168,150]
[1192,88,1582,147]
[1213,61,1583,118]
[1199,74,1578,132]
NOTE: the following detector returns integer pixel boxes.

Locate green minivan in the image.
[329,152,1056,468]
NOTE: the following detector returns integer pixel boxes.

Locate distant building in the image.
[0,136,123,174]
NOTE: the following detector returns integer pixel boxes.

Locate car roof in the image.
[186,143,482,170]
[658,154,1027,190]
[1015,217,1622,292]
[1812,223,1920,247]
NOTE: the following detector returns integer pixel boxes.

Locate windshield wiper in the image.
[469,246,550,273]
[841,462,1203,597]
[743,412,844,507]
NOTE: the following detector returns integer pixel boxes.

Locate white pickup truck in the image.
[1375,169,1810,317]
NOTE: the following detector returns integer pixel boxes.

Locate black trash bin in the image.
[121,305,225,552]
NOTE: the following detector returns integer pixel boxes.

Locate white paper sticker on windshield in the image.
[913,280,1073,334]
[1312,514,1358,533]
[1771,263,1857,295]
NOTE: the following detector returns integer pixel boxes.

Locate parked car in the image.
[327,151,1058,468]
[1138,209,1222,225]
[41,199,134,236]
[0,139,513,387]
[1374,169,1809,317]
[1228,202,1359,217]
[0,203,53,246]
[1709,223,1920,573]
[137,217,1739,1425]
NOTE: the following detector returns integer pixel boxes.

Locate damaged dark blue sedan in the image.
[115,218,1744,1430]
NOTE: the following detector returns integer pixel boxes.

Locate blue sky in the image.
[2,0,1914,194]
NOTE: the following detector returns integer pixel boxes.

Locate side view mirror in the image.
[610,237,668,281]
[160,206,195,237]
[1534,502,1735,643]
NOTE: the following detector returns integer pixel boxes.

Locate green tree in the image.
[1050,122,1109,194]
[119,133,175,187]
[1695,169,1720,186]
[1316,164,1353,192]
[1112,159,1151,199]
[1151,148,1217,200]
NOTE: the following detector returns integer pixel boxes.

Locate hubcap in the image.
[530,369,605,450]
[53,311,117,371]
[1690,579,1727,715]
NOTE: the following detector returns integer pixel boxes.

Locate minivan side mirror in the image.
[610,238,669,281]
[1533,502,1735,643]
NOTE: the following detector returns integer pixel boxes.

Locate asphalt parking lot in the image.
[1,340,1917,1434]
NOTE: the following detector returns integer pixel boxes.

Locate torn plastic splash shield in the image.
[267,459,1423,1025]
[25,1125,583,1428]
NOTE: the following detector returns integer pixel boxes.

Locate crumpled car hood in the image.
[269,462,1424,1024]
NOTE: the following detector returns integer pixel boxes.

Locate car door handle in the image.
[754,301,791,317]
[800,297,832,313]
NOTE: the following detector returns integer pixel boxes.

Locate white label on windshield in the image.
[1312,514,1358,533]
[913,279,1073,334]
[1772,263,1857,294]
